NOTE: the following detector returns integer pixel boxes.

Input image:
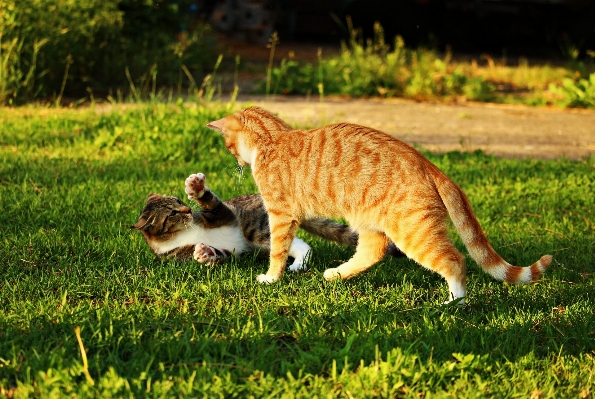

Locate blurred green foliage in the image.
[259,20,595,108]
[261,22,495,102]
[0,0,217,104]
[549,73,595,108]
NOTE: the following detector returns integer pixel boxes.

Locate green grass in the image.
[1,104,594,398]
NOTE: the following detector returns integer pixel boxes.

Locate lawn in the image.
[0,103,594,398]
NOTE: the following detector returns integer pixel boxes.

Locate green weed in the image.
[548,72,595,108]
[258,21,595,108]
[0,105,594,397]
[259,21,495,102]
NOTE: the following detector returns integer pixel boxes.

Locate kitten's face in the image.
[131,194,193,239]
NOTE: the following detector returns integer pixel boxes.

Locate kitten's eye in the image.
[170,210,179,216]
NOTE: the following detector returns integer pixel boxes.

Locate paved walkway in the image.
[240,95,595,160]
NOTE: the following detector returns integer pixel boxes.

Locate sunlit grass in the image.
[0,104,594,398]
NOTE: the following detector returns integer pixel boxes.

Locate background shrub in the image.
[0,0,217,104]
[548,72,595,108]
[262,22,495,102]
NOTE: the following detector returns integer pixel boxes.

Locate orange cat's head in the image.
[206,111,250,166]
[206,106,293,166]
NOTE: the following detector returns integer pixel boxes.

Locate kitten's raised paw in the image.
[185,173,207,200]
[256,274,279,284]
[323,268,342,281]
[193,242,217,264]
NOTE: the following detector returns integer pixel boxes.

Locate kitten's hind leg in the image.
[323,230,388,281]
[257,210,300,284]
[194,243,232,264]
[288,237,311,272]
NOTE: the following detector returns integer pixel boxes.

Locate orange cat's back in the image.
[256,123,444,226]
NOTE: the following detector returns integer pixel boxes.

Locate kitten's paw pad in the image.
[256,274,279,284]
[193,242,217,264]
[323,268,342,281]
[185,173,207,200]
[288,262,307,273]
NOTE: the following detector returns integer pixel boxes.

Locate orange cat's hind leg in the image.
[386,225,467,305]
[323,230,388,281]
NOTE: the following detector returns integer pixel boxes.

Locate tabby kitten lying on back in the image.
[131,172,404,268]
[206,106,552,304]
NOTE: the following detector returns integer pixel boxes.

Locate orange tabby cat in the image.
[206,106,552,304]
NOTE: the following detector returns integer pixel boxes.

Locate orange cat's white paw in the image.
[442,297,466,307]
[256,274,279,284]
[185,173,207,200]
[288,262,307,273]
[193,242,217,263]
[323,268,342,281]
[444,278,466,306]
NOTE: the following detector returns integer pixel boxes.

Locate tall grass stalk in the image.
[317,47,324,102]
[203,54,223,102]
[150,64,157,101]
[86,87,96,106]
[125,66,141,103]
[54,54,73,107]
[182,64,199,97]
[74,326,95,386]
[230,54,241,103]
[265,31,279,99]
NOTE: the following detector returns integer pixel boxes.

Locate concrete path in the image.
[239,95,595,160]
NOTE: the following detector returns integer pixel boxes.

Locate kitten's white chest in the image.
[151,225,248,255]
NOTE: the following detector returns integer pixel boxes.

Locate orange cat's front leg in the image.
[256,210,300,284]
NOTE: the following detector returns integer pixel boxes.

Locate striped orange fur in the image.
[206,106,552,304]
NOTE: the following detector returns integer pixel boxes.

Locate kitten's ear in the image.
[179,206,192,214]
[131,216,148,230]
[147,193,160,201]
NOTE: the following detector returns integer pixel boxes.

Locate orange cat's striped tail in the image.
[431,167,552,284]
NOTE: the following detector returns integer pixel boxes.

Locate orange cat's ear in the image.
[207,115,241,134]
[206,118,226,133]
